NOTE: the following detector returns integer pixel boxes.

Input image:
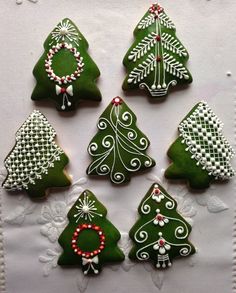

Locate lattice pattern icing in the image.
[179,102,235,180]
[3,110,63,190]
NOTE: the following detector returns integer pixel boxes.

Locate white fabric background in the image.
[0,0,235,292]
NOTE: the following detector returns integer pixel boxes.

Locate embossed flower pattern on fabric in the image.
[38,201,67,243]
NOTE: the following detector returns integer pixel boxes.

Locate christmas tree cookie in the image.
[32,18,101,111]
[129,183,195,269]
[58,190,125,275]
[122,3,192,97]
[165,102,235,189]
[87,96,156,184]
[2,110,71,199]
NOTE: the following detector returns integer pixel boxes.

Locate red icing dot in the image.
[154,188,161,195]
[112,96,123,106]
[156,214,163,221]
[71,224,105,259]
[159,239,165,246]
[155,35,161,41]
[156,56,162,62]
[60,87,67,94]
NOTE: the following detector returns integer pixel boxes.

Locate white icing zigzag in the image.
[179,102,235,180]
[3,110,63,190]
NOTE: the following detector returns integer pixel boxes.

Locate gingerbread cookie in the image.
[129,183,195,269]
[32,18,102,111]
[3,110,71,199]
[122,3,192,97]
[87,96,156,184]
[165,102,235,189]
[58,189,125,275]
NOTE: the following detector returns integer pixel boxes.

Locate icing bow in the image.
[55,85,73,110]
[82,255,99,275]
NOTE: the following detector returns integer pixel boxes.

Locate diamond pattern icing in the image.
[179,102,235,180]
[3,110,63,190]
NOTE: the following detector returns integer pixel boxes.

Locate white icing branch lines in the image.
[163,53,190,80]
[127,53,156,84]
[128,33,157,62]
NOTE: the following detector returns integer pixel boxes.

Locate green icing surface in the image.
[129,183,195,269]
[26,153,71,199]
[86,97,156,184]
[165,102,219,189]
[32,18,102,111]
[2,110,71,199]
[58,190,125,275]
[122,3,192,97]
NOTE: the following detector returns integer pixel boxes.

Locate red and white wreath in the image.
[45,42,84,85]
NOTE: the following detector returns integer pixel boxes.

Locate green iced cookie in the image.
[122,3,192,98]
[129,183,196,269]
[165,101,235,189]
[32,18,102,111]
[3,110,71,199]
[58,189,125,275]
[86,96,156,184]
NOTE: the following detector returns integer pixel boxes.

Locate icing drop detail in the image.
[3,111,63,190]
[73,192,103,222]
[71,223,105,275]
[45,42,84,85]
[50,19,81,46]
[179,102,235,180]
[87,97,155,184]
[125,3,191,97]
[130,183,195,269]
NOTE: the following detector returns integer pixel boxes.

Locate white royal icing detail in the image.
[3,110,64,190]
[55,85,73,110]
[158,11,175,30]
[45,42,84,86]
[136,232,192,265]
[128,33,157,62]
[161,33,187,57]
[179,102,235,180]
[82,256,99,275]
[127,3,188,97]
[87,99,154,184]
[127,53,156,84]
[163,53,190,79]
[50,19,81,46]
[134,184,193,267]
[138,14,156,30]
[73,192,103,222]
[140,184,175,215]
